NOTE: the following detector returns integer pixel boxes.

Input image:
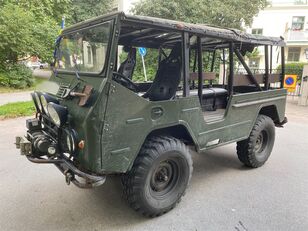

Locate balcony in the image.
[285,30,308,43]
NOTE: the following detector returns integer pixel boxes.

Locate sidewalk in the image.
[286,96,308,123]
[0,91,32,106]
[1,91,307,121]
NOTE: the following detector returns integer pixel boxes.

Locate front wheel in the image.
[236,115,275,168]
[122,136,193,217]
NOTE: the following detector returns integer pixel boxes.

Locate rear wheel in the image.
[122,136,193,217]
[236,115,275,168]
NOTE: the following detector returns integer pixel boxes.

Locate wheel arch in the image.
[146,124,198,148]
[126,124,198,172]
[258,104,280,123]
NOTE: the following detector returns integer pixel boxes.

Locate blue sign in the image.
[138,47,147,57]
[61,16,65,29]
[285,77,294,85]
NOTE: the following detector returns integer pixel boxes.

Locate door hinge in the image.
[109,84,116,95]
[103,122,110,132]
[110,62,114,70]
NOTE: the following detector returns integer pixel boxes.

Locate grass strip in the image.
[0,101,35,119]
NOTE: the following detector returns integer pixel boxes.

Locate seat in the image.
[201,88,228,98]
[202,88,228,111]
[190,88,228,111]
[143,44,182,101]
[118,47,136,80]
[190,88,227,97]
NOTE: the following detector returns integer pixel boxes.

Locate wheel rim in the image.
[255,130,268,154]
[150,159,179,197]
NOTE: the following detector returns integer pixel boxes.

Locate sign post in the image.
[284,75,297,93]
[138,47,147,82]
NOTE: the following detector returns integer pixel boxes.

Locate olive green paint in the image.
[42,12,287,174]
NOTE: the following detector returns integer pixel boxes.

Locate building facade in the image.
[246,0,308,69]
[114,0,139,13]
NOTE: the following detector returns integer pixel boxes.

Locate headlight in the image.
[66,130,77,153]
[34,91,42,112]
[61,129,78,154]
[40,93,59,114]
[47,102,68,126]
[31,92,40,113]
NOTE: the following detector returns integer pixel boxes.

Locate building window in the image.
[249,58,260,68]
[291,16,305,30]
[252,28,263,35]
[287,47,301,62]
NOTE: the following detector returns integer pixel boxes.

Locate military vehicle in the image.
[16,12,287,217]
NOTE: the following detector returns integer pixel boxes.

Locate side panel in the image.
[100,83,287,173]
[100,81,182,173]
[198,89,287,151]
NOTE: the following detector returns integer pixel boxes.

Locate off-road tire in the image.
[121,136,193,217]
[236,115,275,168]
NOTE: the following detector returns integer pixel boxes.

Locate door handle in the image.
[153,108,163,115]
[151,107,164,119]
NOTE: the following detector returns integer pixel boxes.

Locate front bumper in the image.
[15,135,106,188]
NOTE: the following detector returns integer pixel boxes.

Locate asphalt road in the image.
[0,91,32,106]
[0,69,50,106]
[32,69,52,79]
[0,110,308,231]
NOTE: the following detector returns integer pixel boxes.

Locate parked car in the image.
[26,61,49,70]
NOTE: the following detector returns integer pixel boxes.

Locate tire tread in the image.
[122,135,193,217]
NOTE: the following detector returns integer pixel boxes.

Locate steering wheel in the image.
[112,72,138,92]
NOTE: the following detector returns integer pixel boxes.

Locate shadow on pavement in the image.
[58,145,250,226]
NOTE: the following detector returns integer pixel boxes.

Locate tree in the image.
[0,0,71,22]
[129,0,268,82]
[67,0,115,24]
[132,0,267,29]
[0,0,115,65]
[0,3,58,65]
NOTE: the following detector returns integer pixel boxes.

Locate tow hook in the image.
[64,170,73,185]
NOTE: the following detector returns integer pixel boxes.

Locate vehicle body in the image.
[26,61,49,70]
[16,12,287,216]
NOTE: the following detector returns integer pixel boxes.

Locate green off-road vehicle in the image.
[16,12,287,217]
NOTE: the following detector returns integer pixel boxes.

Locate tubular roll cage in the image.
[180,35,286,102]
[60,12,286,101]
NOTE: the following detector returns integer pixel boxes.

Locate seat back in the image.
[118,48,136,80]
[143,44,182,101]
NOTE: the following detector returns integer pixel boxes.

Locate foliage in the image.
[0,78,46,93]
[67,0,114,24]
[0,101,35,119]
[0,64,34,89]
[121,47,223,83]
[132,0,267,29]
[0,3,59,64]
[276,62,308,81]
[0,0,115,89]
[120,48,159,82]
[0,0,71,22]
[0,0,114,66]
[129,0,267,83]
[246,48,260,59]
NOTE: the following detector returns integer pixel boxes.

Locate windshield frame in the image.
[54,19,115,77]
